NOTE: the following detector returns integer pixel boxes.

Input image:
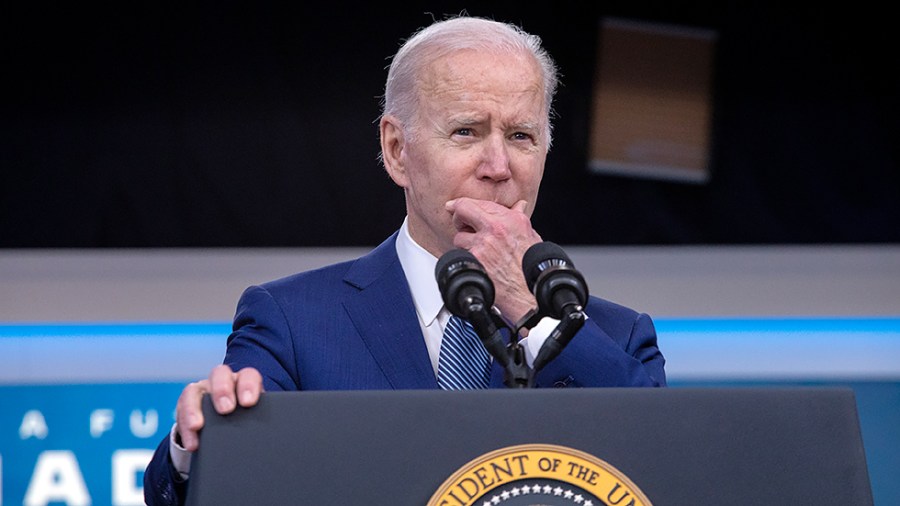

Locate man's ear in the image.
[380,115,409,188]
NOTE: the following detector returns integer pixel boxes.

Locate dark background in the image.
[3,2,897,247]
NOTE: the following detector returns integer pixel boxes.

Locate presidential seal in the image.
[428,444,652,506]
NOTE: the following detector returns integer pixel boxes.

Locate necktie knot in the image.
[437,315,491,390]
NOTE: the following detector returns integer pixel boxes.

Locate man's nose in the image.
[475,135,512,181]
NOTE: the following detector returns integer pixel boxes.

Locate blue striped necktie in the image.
[437,315,492,390]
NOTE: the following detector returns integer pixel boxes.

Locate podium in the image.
[185,387,873,505]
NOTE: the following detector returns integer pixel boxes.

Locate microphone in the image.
[522,242,588,373]
[435,249,510,370]
[522,241,588,320]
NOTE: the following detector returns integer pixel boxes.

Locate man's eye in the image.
[512,132,533,141]
[455,128,472,136]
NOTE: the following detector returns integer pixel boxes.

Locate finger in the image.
[446,198,482,233]
[452,229,477,250]
[208,364,238,414]
[451,209,478,235]
[235,367,264,407]
[447,198,507,232]
[175,380,208,452]
[512,200,529,214]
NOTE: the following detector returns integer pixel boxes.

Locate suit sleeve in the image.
[535,307,666,388]
[143,285,301,505]
[143,436,187,506]
[224,284,301,391]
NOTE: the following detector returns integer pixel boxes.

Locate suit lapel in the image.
[342,233,438,390]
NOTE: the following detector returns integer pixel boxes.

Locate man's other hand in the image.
[174,365,264,451]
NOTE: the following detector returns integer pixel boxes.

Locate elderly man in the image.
[144,15,666,505]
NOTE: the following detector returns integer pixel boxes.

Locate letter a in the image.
[24,451,91,506]
[19,410,48,440]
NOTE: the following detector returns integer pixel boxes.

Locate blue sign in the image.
[1,319,898,505]
[1,383,185,506]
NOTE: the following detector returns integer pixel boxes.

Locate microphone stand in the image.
[495,309,532,389]
[464,301,532,389]
[468,303,586,389]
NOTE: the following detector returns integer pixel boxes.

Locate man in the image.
[144,15,666,505]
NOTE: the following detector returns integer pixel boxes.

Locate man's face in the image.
[383,49,549,257]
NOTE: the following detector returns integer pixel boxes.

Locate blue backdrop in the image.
[2,319,897,505]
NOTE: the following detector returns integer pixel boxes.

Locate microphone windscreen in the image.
[522,241,574,292]
[435,248,494,315]
[435,248,480,281]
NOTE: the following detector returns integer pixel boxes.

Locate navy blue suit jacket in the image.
[144,232,666,505]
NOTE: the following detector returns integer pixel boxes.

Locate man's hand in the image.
[175,365,264,451]
[445,197,541,323]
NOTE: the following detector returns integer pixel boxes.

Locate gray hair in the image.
[381,15,559,146]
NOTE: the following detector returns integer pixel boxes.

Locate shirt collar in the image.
[396,217,444,327]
